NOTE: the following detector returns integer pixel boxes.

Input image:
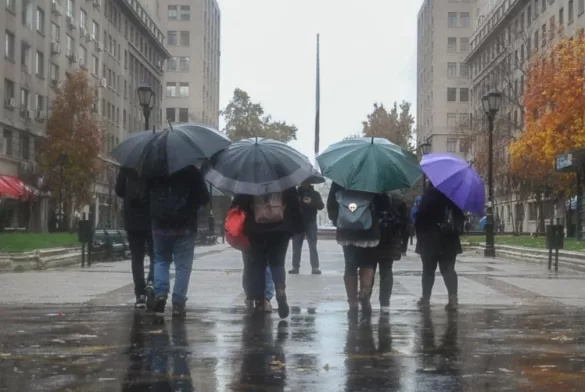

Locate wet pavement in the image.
[2,241,585,391]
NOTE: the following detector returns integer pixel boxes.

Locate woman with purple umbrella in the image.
[415,153,485,310]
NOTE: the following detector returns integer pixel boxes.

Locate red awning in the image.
[0,176,33,200]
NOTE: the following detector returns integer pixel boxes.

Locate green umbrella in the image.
[316,137,422,193]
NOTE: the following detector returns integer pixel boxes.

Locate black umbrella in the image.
[112,123,231,177]
[204,138,315,195]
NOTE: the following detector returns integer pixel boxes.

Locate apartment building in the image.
[0,0,170,230]
[417,0,478,156]
[157,0,221,128]
[465,0,585,233]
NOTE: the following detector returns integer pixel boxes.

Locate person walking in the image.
[290,181,324,275]
[147,165,210,318]
[115,167,154,309]
[231,188,303,318]
[375,192,409,314]
[414,183,464,310]
[410,196,421,245]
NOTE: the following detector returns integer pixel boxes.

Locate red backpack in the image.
[225,207,249,251]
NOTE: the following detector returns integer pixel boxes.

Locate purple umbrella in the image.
[421,153,485,216]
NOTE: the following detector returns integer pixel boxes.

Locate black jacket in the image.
[148,166,210,231]
[231,188,304,241]
[414,186,464,259]
[297,185,324,225]
[115,168,150,232]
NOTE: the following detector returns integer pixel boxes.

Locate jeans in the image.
[421,254,458,298]
[292,222,320,269]
[244,236,289,301]
[127,230,154,296]
[242,251,275,300]
[153,232,197,305]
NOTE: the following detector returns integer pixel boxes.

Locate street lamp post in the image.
[481,91,502,258]
[137,83,155,130]
[419,141,432,191]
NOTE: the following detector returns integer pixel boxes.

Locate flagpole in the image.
[314,33,320,167]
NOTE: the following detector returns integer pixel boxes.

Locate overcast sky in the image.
[217,0,420,160]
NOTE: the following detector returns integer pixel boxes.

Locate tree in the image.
[221,88,298,142]
[361,102,414,150]
[38,70,102,229]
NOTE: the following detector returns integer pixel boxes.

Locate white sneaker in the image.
[380,306,390,314]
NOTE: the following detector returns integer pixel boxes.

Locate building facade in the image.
[0,0,170,231]
[417,0,478,156]
[157,0,221,128]
[465,0,585,233]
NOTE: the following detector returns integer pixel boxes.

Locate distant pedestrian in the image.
[410,196,421,245]
[415,183,465,310]
[147,165,210,318]
[115,167,154,309]
[290,181,324,275]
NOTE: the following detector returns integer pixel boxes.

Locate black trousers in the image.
[292,222,320,269]
[127,230,154,296]
[421,254,458,298]
[401,229,410,253]
[376,261,394,306]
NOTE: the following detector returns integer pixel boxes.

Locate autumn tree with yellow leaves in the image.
[38,70,103,228]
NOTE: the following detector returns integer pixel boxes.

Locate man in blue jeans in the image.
[147,165,210,318]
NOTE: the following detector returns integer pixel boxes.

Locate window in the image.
[527,36,532,59]
[167,31,177,45]
[460,37,469,52]
[21,43,31,70]
[521,44,525,63]
[447,37,456,51]
[35,94,44,112]
[448,12,457,27]
[4,78,15,103]
[80,9,87,30]
[50,63,58,81]
[3,130,12,156]
[66,0,73,18]
[92,21,99,40]
[550,16,556,40]
[178,108,189,122]
[447,138,457,153]
[5,31,15,61]
[460,63,469,77]
[447,62,457,77]
[168,5,177,20]
[166,108,176,122]
[179,56,190,71]
[580,0,585,15]
[180,31,190,46]
[37,7,45,34]
[460,88,469,102]
[179,82,189,97]
[180,6,190,20]
[569,0,574,22]
[66,35,73,57]
[447,88,457,101]
[534,0,539,17]
[22,0,33,28]
[167,56,177,72]
[542,0,546,12]
[560,7,564,26]
[79,46,87,67]
[459,138,468,153]
[35,51,44,77]
[460,12,470,28]
[534,30,539,50]
[166,82,177,97]
[21,134,30,160]
[447,113,457,127]
[542,24,546,47]
[51,22,59,43]
[20,88,29,111]
[6,0,14,12]
[527,5,532,25]
[459,113,469,127]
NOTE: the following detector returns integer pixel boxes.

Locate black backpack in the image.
[378,194,402,245]
[149,176,190,222]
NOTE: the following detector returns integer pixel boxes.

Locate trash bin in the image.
[546,224,564,250]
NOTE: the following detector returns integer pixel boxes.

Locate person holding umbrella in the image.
[416,153,485,310]
[319,137,422,314]
[205,138,312,318]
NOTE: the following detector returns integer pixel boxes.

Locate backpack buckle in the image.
[348,203,357,212]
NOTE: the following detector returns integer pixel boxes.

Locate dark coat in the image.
[326,183,405,261]
[297,185,324,225]
[115,168,150,232]
[231,188,304,242]
[414,186,464,259]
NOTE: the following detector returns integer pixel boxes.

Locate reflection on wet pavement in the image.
[2,305,585,391]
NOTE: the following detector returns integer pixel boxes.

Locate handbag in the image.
[225,207,249,250]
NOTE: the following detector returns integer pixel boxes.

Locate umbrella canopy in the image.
[204,137,315,195]
[421,153,485,216]
[316,137,422,193]
[112,123,231,177]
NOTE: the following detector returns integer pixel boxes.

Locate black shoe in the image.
[135,295,146,309]
[311,268,322,275]
[145,283,155,310]
[288,268,299,274]
[276,291,290,319]
[151,296,166,315]
[172,303,186,318]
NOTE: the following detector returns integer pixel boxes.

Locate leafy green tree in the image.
[361,101,414,150]
[221,88,297,143]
